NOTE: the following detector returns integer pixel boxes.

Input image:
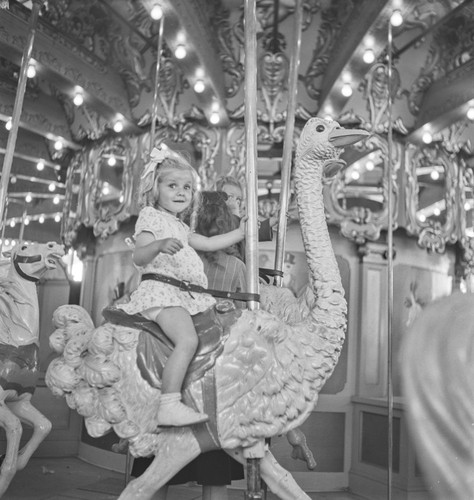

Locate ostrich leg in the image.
[227,448,311,500]
[0,402,22,497]
[118,428,201,500]
[7,396,52,470]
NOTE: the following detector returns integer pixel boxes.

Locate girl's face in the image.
[221,183,243,216]
[156,170,194,216]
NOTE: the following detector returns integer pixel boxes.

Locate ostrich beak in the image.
[328,127,370,148]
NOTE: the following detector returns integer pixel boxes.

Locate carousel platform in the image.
[3,457,366,500]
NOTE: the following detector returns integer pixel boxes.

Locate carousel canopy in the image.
[0,0,473,246]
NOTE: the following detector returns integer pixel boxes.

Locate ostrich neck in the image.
[294,157,346,326]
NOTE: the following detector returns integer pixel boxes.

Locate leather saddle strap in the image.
[141,272,260,302]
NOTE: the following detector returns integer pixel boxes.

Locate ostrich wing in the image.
[216,309,332,448]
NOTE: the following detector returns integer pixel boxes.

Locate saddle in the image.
[102,304,242,389]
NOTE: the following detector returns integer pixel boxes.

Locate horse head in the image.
[4,241,65,282]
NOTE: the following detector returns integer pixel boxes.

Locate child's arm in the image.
[190,217,247,252]
[133,231,183,266]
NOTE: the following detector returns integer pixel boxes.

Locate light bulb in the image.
[341,83,353,97]
[194,80,205,93]
[433,207,441,216]
[54,214,61,222]
[5,118,12,130]
[10,176,16,184]
[26,63,36,78]
[39,215,45,224]
[174,45,187,59]
[366,160,375,171]
[418,214,426,222]
[9,220,15,228]
[464,201,471,211]
[363,49,375,64]
[351,170,360,180]
[36,160,45,171]
[467,106,474,121]
[422,132,433,144]
[113,120,124,133]
[54,139,64,151]
[24,218,30,226]
[430,170,440,180]
[73,92,84,106]
[150,4,163,20]
[210,112,220,125]
[390,10,403,27]
[25,193,32,203]
[53,195,60,205]
[108,155,117,167]
[49,183,56,192]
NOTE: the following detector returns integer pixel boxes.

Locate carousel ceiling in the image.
[0,0,473,247]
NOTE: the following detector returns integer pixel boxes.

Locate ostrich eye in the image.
[21,245,27,251]
[316,125,325,132]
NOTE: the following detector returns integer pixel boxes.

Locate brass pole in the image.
[274,0,303,286]
[149,14,164,152]
[18,204,27,243]
[244,0,260,313]
[0,199,8,254]
[386,16,394,500]
[244,0,262,498]
[0,0,43,226]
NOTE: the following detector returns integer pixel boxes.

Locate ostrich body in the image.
[46,118,369,500]
[0,242,65,497]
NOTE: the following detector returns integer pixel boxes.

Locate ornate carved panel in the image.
[324,133,400,245]
[404,143,459,253]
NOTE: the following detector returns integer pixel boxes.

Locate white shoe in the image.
[157,400,209,426]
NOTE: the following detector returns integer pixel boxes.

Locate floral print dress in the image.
[117,206,215,316]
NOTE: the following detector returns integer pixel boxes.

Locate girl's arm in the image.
[189,217,246,252]
[133,231,183,266]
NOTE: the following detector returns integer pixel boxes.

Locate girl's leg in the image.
[156,306,199,393]
[154,307,208,426]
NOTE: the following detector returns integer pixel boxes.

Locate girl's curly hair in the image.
[195,191,241,262]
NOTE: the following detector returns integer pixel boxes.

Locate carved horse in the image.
[0,242,65,497]
[46,119,369,500]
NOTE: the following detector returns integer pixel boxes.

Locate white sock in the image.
[160,392,181,406]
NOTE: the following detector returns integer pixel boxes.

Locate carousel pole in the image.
[123,6,165,488]
[0,198,9,254]
[0,0,43,227]
[18,204,27,244]
[243,1,263,499]
[274,0,303,285]
[386,11,399,500]
[149,9,164,152]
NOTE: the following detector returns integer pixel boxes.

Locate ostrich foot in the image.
[287,428,317,470]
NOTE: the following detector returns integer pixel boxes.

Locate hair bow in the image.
[140,146,170,196]
[141,147,169,180]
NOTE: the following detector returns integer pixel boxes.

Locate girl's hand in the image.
[239,216,248,237]
[157,238,183,255]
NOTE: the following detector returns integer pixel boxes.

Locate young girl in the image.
[117,147,245,427]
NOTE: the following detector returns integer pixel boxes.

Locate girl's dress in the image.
[117,206,215,316]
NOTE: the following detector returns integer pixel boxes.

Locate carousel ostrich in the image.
[46,118,369,500]
[0,241,65,497]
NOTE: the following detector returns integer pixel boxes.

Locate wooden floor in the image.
[4,457,367,500]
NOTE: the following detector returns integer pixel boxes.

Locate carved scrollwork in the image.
[404,143,459,253]
[457,157,474,273]
[324,133,400,245]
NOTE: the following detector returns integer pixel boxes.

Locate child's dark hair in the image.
[195,191,241,261]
